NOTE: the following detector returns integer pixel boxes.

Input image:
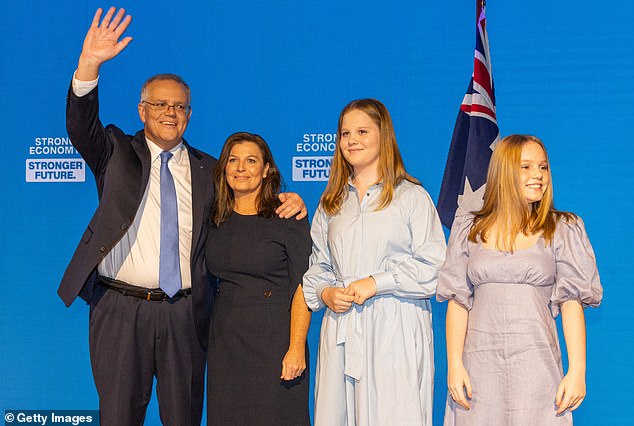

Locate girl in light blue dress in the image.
[303,99,446,426]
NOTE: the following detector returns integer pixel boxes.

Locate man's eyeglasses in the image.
[142,100,191,115]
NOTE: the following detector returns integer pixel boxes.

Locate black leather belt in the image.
[97,276,191,301]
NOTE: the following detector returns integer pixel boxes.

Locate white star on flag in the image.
[457,176,487,216]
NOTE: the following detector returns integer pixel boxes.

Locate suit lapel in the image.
[131,130,152,205]
[186,142,210,257]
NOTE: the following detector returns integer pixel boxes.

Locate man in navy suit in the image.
[58,7,305,425]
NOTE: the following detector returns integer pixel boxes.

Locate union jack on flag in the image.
[437,0,500,228]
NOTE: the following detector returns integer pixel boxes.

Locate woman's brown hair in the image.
[213,132,281,226]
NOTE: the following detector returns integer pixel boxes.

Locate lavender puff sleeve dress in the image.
[437,214,603,426]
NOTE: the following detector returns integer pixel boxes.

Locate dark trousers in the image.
[89,284,206,426]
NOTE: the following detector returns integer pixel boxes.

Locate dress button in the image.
[121,223,128,230]
[263,290,272,298]
[99,246,107,252]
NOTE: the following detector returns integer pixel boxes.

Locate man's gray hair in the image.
[140,74,191,105]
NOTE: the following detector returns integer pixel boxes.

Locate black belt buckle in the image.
[146,290,168,301]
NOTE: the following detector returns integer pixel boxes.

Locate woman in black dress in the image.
[205,132,312,425]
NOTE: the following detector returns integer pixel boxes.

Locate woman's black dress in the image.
[205,212,311,426]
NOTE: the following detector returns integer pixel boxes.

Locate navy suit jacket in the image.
[58,84,216,347]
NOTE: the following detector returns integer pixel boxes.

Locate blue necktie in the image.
[159,151,182,297]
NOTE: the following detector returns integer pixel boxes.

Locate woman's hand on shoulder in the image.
[281,346,306,381]
[447,362,473,410]
[321,287,354,313]
[556,370,586,414]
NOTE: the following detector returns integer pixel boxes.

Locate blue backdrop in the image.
[1,1,632,425]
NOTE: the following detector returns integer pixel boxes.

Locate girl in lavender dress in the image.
[437,135,603,425]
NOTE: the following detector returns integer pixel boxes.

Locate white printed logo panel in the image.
[26,158,86,182]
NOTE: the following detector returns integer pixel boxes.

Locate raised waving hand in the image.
[76,7,133,81]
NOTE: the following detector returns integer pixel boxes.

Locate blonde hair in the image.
[469,134,575,251]
[321,99,419,215]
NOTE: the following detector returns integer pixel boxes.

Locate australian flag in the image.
[437,0,500,229]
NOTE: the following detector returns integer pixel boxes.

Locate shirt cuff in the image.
[72,71,99,97]
[315,281,332,306]
[373,271,397,295]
